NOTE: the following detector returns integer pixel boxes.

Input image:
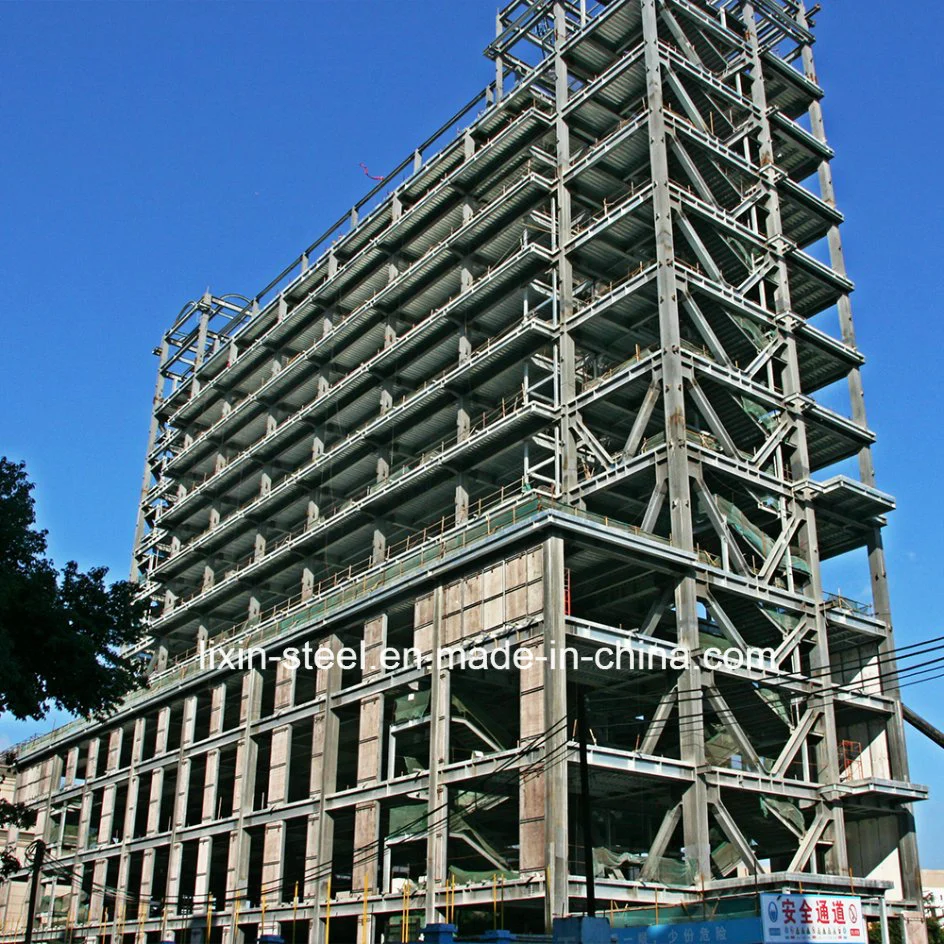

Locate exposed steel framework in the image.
[1,3,928,943]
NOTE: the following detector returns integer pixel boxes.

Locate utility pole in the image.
[24,839,46,944]
[903,704,944,750]
[577,693,596,916]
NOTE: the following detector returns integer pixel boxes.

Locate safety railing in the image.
[158,66,557,405]
[822,592,873,618]
[17,494,674,759]
[156,170,553,477]
[150,390,543,599]
[149,236,553,522]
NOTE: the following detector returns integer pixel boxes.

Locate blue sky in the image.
[1,1,942,868]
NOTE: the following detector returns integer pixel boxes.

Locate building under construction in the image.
[0,1,929,942]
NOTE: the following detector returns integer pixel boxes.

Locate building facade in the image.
[923,871,944,921]
[0,1,928,943]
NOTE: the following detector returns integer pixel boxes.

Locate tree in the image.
[0,457,146,720]
[927,914,944,944]
[868,918,902,944]
[0,753,34,880]
[0,457,147,876]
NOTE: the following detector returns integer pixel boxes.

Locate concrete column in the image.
[248,596,262,621]
[182,695,198,747]
[519,636,547,881]
[384,315,398,348]
[64,747,79,787]
[66,860,84,927]
[174,758,191,829]
[115,851,132,936]
[139,848,156,913]
[202,750,221,822]
[455,476,470,525]
[261,821,285,903]
[543,536,569,926]
[458,329,472,365]
[225,670,262,912]
[376,450,390,484]
[457,397,471,444]
[274,658,295,711]
[89,859,107,924]
[210,683,227,736]
[307,636,342,944]
[352,617,387,901]
[379,380,394,415]
[122,777,140,843]
[98,784,117,844]
[147,766,165,834]
[268,726,292,806]
[86,738,101,781]
[425,588,451,923]
[106,729,123,772]
[372,526,386,566]
[154,639,170,672]
[77,787,94,851]
[166,841,184,915]
[156,706,171,755]
[302,567,316,601]
[460,255,474,293]
[194,835,213,911]
[132,717,146,765]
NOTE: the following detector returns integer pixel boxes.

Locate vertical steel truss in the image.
[489,0,924,905]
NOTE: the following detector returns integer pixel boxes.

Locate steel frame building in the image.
[1,1,929,943]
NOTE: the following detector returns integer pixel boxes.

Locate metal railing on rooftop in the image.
[155,165,553,474]
[822,592,873,618]
[158,67,558,402]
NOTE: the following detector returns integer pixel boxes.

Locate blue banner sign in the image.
[760,895,867,944]
[614,918,763,944]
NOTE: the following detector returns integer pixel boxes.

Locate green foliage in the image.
[0,456,148,878]
[928,915,944,944]
[0,457,147,721]
[0,760,37,879]
[868,919,902,944]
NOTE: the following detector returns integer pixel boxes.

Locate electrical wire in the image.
[587,635,944,728]
[32,636,944,917]
[51,716,572,912]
